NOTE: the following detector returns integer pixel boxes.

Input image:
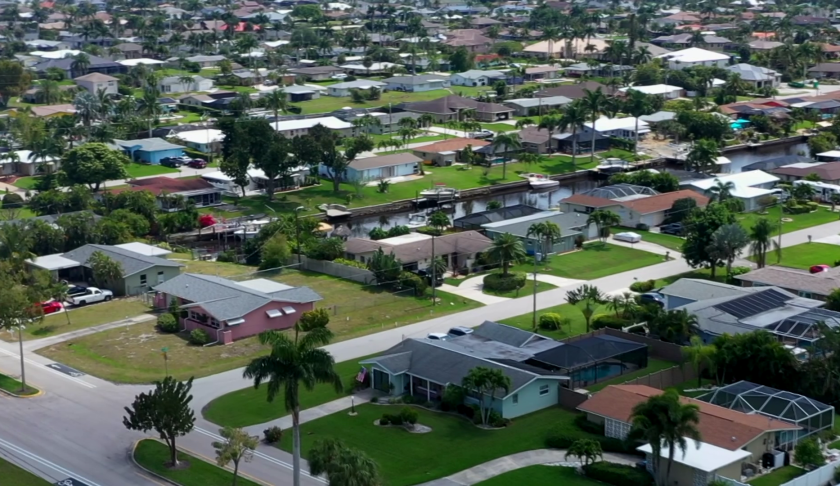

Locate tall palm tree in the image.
[557,101,587,167]
[526,221,561,258]
[749,218,779,269]
[685,139,719,174]
[628,389,701,486]
[624,90,653,150]
[682,336,715,387]
[537,114,560,151]
[243,319,342,486]
[706,179,735,202]
[263,90,289,122]
[137,88,162,138]
[565,284,606,332]
[73,90,101,128]
[581,87,606,164]
[70,53,91,77]
[486,232,527,276]
[178,75,195,92]
[490,133,521,179]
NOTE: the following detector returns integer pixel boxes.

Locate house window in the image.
[799,291,813,298]
[140,274,147,285]
[539,384,550,396]
[512,393,518,404]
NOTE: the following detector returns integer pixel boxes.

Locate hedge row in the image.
[592,314,632,330]
[583,462,653,486]
[483,272,527,291]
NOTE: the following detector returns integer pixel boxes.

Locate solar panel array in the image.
[714,289,791,319]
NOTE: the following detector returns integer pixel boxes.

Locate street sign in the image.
[45,363,85,378]
[54,478,91,486]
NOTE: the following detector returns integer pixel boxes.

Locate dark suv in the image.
[660,223,684,236]
[160,157,184,168]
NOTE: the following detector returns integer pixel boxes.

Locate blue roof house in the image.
[115,138,185,164]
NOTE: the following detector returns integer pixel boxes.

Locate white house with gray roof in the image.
[153,273,322,344]
[327,79,387,97]
[157,75,214,94]
[451,69,506,86]
[503,96,572,117]
[382,74,451,92]
[28,244,183,296]
[724,63,781,89]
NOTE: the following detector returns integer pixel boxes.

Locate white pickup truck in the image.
[66,287,113,306]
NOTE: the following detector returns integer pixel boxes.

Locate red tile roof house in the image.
[560,189,709,228]
[153,273,322,344]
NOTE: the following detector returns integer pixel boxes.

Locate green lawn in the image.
[752,242,839,270]
[597,148,651,161]
[0,372,39,396]
[793,120,816,131]
[511,243,663,280]
[480,122,518,133]
[499,302,594,340]
[669,378,715,398]
[0,457,50,485]
[747,466,806,486]
[0,299,151,342]
[12,176,39,190]
[279,404,597,486]
[294,89,452,115]
[475,466,603,486]
[587,358,676,392]
[203,354,377,427]
[736,206,837,234]
[125,163,180,178]
[368,133,446,145]
[483,280,556,298]
[610,227,685,252]
[134,440,261,486]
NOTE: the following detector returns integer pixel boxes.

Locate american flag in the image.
[355,366,367,382]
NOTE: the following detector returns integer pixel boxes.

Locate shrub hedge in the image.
[582,462,653,486]
[629,279,656,293]
[539,313,563,331]
[157,314,179,333]
[545,418,630,453]
[189,328,211,345]
[592,314,632,330]
[483,272,527,292]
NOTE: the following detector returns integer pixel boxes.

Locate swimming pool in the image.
[730,119,750,130]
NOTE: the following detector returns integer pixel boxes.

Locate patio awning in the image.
[28,254,80,271]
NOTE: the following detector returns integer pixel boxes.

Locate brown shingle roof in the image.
[111,176,218,196]
[561,193,619,208]
[772,162,840,181]
[412,137,490,154]
[536,81,607,100]
[517,126,551,145]
[404,94,514,116]
[735,266,840,297]
[348,152,422,171]
[578,385,799,450]
[620,190,709,215]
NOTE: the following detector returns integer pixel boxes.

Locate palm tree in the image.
[624,90,653,149]
[73,90,101,128]
[526,221,561,259]
[749,218,779,269]
[70,53,91,77]
[706,179,735,203]
[628,389,701,486]
[565,284,607,332]
[682,336,715,387]
[38,80,62,105]
[486,232,527,276]
[581,87,607,164]
[490,133,521,179]
[586,209,620,243]
[263,90,289,121]
[685,139,719,174]
[243,318,342,486]
[537,114,561,152]
[137,89,162,138]
[178,75,195,92]
[558,102,587,166]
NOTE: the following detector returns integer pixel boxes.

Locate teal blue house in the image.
[115,138,185,165]
[360,322,571,419]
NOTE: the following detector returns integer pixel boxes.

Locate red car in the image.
[40,300,63,314]
[810,265,831,274]
[187,159,207,169]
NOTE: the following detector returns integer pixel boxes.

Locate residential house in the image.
[650,33,732,51]
[771,161,840,184]
[524,66,560,81]
[287,65,345,81]
[656,11,701,25]
[321,152,421,181]
[736,266,840,301]
[403,94,514,122]
[639,111,677,126]
[201,167,309,196]
[518,126,552,154]
[453,205,544,230]
[107,176,223,212]
[535,81,609,100]
[443,29,492,53]
[381,74,451,92]
[271,116,354,138]
[327,79,387,97]
[659,278,754,310]
[0,149,61,176]
[230,69,267,86]
[115,138,186,164]
[560,185,710,227]
[345,231,492,271]
[656,47,730,69]
[277,84,325,102]
[482,211,597,254]
[158,75,214,94]
[32,54,126,78]
[503,96,572,117]
[579,384,801,485]
[450,69,506,87]
[682,170,780,212]
[586,116,650,141]
[29,104,76,118]
[725,64,781,89]
[153,273,322,344]
[366,111,423,134]
[20,84,76,103]
[618,84,684,99]
[748,40,784,51]
[339,62,398,75]
[175,54,227,68]
[111,42,143,59]
[412,137,491,166]
[170,129,224,154]
[24,39,71,51]
[28,244,183,296]
[553,127,610,154]
[807,63,840,79]
[73,72,118,95]
[563,63,633,79]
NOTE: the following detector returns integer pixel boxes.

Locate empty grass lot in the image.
[125,163,180,178]
[475,466,603,486]
[586,358,676,392]
[0,457,50,485]
[736,206,837,234]
[203,354,377,427]
[278,404,597,486]
[134,440,261,486]
[0,299,151,342]
[754,242,840,270]
[610,227,684,252]
[511,243,663,280]
[747,465,805,486]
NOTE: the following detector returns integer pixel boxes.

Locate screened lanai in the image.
[698,381,834,449]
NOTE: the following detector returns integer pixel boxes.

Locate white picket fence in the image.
[779,460,840,486]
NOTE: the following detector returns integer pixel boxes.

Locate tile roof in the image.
[735,266,840,297]
[517,126,551,145]
[578,385,799,450]
[62,244,182,277]
[74,72,118,82]
[561,193,620,208]
[620,190,709,215]
[412,137,490,153]
[111,176,220,196]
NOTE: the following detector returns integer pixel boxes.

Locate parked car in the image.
[187,158,207,169]
[639,292,665,307]
[160,157,183,168]
[66,285,88,297]
[331,73,348,79]
[66,287,113,306]
[660,223,684,236]
[426,332,449,341]
[468,129,494,139]
[448,326,473,337]
[613,232,642,243]
[810,264,831,274]
[40,300,63,315]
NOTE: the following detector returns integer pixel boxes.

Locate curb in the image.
[0,373,43,398]
[131,438,271,486]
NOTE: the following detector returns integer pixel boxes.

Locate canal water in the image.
[339,141,810,237]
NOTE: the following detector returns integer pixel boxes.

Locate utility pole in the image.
[431,233,436,306]
[295,206,305,266]
[532,251,539,332]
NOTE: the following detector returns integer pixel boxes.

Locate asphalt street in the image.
[1,216,838,486]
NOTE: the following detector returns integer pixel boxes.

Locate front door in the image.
[373,369,390,393]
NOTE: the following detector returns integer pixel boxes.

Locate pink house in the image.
[153,273,322,344]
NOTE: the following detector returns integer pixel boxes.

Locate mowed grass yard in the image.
[203,353,376,427]
[0,457,50,486]
[0,299,151,342]
[475,466,603,486]
[37,267,481,383]
[511,243,664,280]
[294,89,452,114]
[124,163,180,178]
[736,206,838,234]
[755,242,840,270]
[610,227,685,252]
[278,404,596,486]
[747,465,805,486]
[134,440,261,486]
[499,302,592,339]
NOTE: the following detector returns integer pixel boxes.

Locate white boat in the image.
[406,212,428,229]
[419,185,459,200]
[520,173,559,189]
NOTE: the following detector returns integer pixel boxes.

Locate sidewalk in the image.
[25,314,156,351]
